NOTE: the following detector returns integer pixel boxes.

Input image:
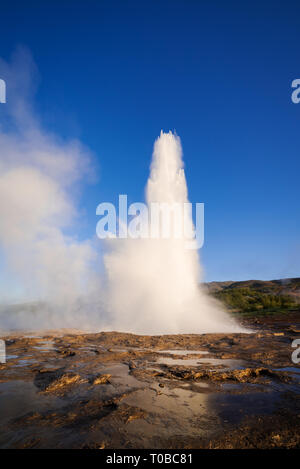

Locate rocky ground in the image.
[0,313,299,449]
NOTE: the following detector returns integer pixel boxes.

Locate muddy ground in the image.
[0,314,299,449]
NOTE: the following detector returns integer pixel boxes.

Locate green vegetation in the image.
[212,287,298,316]
[205,278,300,316]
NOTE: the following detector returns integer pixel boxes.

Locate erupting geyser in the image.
[105,131,245,334]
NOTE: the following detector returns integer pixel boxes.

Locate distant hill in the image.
[204,277,300,315]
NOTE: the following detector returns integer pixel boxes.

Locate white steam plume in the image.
[105,131,245,334]
[0,48,101,331]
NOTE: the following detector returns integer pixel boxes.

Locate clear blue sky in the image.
[0,0,299,282]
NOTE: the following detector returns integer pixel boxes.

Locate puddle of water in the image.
[79,347,96,353]
[0,380,63,422]
[153,356,246,369]
[125,386,208,419]
[5,356,37,366]
[156,349,209,356]
[0,380,65,448]
[123,385,214,440]
[33,340,54,352]
[146,367,165,374]
[35,362,60,370]
[180,382,209,389]
[101,363,144,389]
[110,348,209,356]
[110,347,146,353]
[193,382,210,389]
[273,367,300,386]
[221,383,243,391]
[274,366,300,373]
[79,345,107,354]
[109,348,128,352]
[154,357,204,366]
[14,359,36,367]
[213,391,280,424]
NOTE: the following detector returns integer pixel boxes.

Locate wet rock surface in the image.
[0,314,299,448]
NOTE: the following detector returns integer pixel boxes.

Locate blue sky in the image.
[0,0,299,282]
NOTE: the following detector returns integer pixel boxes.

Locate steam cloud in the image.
[0,49,245,334]
[105,132,244,333]
[0,48,101,330]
